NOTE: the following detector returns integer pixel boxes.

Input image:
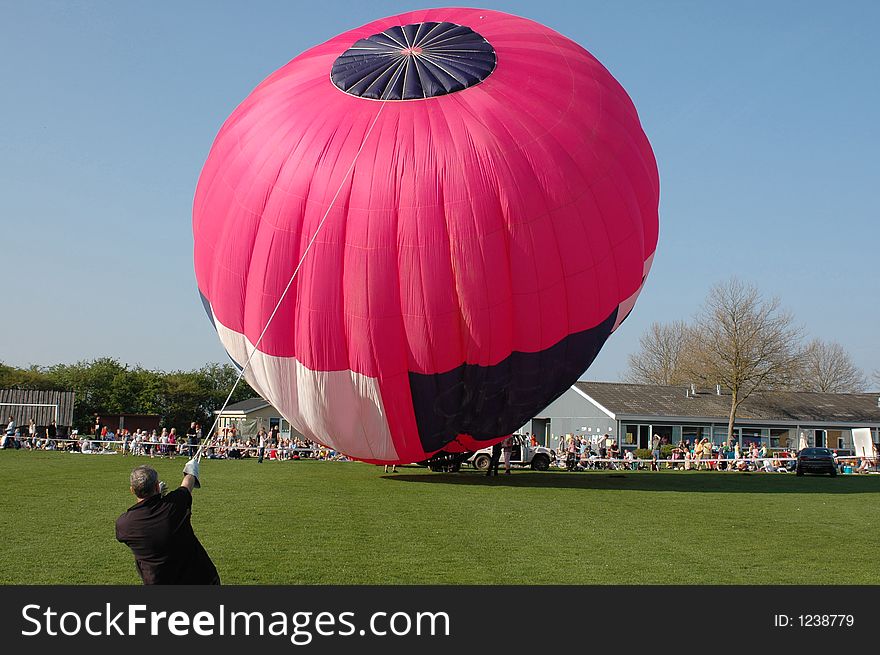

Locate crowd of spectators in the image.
[201,425,349,461]
[552,432,878,474]
[1,415,349,462]
[4,414,877,474]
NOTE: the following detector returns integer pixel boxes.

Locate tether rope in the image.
[194,95,391,462]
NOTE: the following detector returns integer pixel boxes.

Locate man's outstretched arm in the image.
[182,458,201,490]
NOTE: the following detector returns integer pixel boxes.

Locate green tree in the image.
[44,358,130,431]
[157,364,256,432]
[0,362,55,390]
[4,358,257,433]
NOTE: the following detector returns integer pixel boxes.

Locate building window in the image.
[682,425,709,445]
[770,428,792,449]
[740,427,768,448]
[712,426,735,445]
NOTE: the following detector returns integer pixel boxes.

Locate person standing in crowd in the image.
[2,416,14,448]
[47,419,57,449]
[257,428,266,463]
[651,433,661,471]
[502,435,514,474]
[597,435,607,469]
[605,434,615,468]
[701,438,712,470]
[116,459,219,585]
[486,440,503,477]
[693,437,703,470]
[565,434,577,470]
[186,422,198,458]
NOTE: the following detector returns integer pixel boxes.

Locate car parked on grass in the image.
[468,434,553,471]
[796,447,837,476]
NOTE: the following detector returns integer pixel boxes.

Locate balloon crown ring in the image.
[331,21,496,101]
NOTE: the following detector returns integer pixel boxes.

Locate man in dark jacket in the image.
[486,441,503,477]
[116,459,219,584]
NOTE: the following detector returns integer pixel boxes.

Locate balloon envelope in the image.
[193,8,659,464]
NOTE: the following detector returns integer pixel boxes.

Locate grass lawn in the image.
[1,450,878,584]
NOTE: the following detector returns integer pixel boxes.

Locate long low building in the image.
[214,398,305,440]
[521,382,880,454]
[0,388,75,429]
[214,383,880,456]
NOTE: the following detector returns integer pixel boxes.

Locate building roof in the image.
[574,382,880,425]
[216,397,272,414]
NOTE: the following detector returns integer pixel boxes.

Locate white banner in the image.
[852,428,875,458]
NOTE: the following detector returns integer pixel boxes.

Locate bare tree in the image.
[796,339,866,393]
[683,278,803,442]
[872,369,880,390]
[624,321,693,385]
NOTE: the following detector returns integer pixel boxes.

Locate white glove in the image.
[183,458,201,488]
[158,481,168,495]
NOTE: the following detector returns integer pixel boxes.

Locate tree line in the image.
[624,277,878,441]
[0,358,256,432]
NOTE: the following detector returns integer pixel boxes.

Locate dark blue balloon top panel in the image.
[331,22,496,101]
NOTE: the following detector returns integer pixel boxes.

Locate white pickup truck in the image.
[467,434,553,471]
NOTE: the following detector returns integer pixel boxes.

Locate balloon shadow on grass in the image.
[381,469,880,494]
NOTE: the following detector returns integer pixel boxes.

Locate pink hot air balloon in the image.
[193,8,659,465]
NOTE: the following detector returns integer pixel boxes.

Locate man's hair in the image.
[130,465,159,499]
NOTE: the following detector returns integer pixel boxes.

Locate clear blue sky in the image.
[1,1,878,382]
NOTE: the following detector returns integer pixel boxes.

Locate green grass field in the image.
[1,450,878,584]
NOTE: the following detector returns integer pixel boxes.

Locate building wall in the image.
[0,389,75,428]
[520,387,616,449]
[218,406,305,440]
[521,386,877,454]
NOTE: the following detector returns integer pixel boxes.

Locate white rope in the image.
[194,98,390,461]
